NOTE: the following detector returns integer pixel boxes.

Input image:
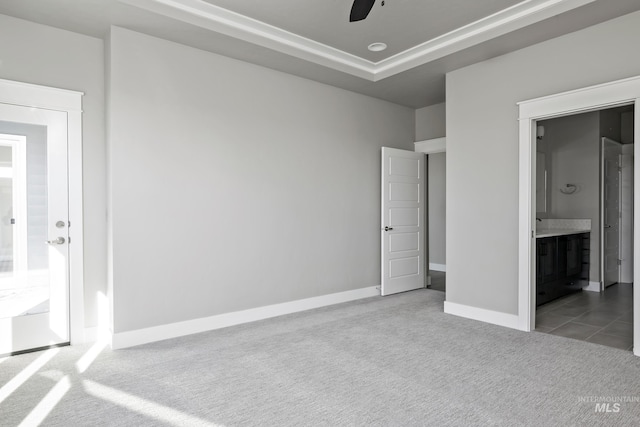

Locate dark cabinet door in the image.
[557,236,568,280]
[565,234,582,277]
[536,232,591,307]
[536,237,558,306]
[538,237,557,284]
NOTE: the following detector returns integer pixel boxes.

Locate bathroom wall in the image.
[542,112,600,283]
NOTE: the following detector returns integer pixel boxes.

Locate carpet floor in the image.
[1,289,640,426]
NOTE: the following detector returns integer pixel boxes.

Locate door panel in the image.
[602,138,621,288]
[0,104,69,356]
[381,148,425,296]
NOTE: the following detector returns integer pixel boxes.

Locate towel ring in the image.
[559,184,577,195]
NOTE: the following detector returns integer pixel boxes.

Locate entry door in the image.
[381,148,426,296]
[0,103,70,356]
[602,137,622,288]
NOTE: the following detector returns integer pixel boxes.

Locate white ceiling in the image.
[1,0,639,108]
[201,0,523,61]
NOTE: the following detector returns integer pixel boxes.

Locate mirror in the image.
[536,152,547,213]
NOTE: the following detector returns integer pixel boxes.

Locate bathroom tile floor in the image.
[535,283,634,351]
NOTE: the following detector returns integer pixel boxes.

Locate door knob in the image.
[384,226,394,231]
[46,237,66,245]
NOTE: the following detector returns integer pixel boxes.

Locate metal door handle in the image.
[46,237,66,245]
[384,226,393,231]
[604,225,612,228]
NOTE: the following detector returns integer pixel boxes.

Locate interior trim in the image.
[374,0,597,80]
[414,137,446,154]
[120,0,596,81]
[443,301,520,330]
[429,263,446,272]
[0,78,83,113]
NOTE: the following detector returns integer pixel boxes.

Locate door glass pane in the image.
[0,122,49,319]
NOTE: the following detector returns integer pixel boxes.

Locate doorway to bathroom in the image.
[533,105,634,351]
[517,75,640,357]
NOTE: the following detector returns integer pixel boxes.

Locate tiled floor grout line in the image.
[544,317,577,334]
[535,284,633,350]
[573,314,622,340]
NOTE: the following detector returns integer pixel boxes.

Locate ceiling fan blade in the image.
[350,0,376,22]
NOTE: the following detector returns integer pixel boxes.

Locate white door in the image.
[381,147,426,296]
[602,137,622,288]
[0,103,70,356]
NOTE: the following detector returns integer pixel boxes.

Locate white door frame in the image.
[517,75,640,356]
[0,78,85,345]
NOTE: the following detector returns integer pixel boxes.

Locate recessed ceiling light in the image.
[368,42,387,52]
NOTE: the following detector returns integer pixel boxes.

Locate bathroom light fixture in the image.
[536,125,545,140]
[368,42,387,52]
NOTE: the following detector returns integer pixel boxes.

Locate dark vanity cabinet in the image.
[536,232,590,306]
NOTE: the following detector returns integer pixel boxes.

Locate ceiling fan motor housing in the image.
[350,0,376,22]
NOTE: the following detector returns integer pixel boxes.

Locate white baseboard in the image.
[444,301,520,330]
[429,263,446,272]
[111,286,380,350]
[583,281,602,292]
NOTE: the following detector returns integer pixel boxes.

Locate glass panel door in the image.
[0,104,69,356]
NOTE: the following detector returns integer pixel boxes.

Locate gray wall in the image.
[415,103,446,141]
[108,27,414,333]
[446,11,640,314]
[0,14,106,328]
[428,153,446,267]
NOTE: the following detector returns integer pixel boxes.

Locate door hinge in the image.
[68,236,71,244]
[618,259,622,266]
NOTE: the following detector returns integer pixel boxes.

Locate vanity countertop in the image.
[535,228,591,238]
